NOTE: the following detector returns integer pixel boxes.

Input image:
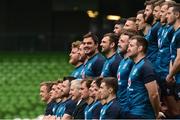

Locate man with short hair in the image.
[144,0,163,67]
[124,17,138,31]
[126,35,160,119]
[82,32,105,78]
[155,1,176,117]
[166,3,180,118]
[117,29,137,117]
[40,81,54,116]
[80,78,94,120]
[99,77,122,119]
[113,18,127,36]
[100,33,122,77]
[136,10,151,36]
[55,76,76,119]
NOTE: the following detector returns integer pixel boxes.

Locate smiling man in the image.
[82,32,105,78]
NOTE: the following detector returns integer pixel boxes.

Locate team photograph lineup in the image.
[39,0,180,119]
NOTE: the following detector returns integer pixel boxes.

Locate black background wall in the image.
[2,0,174,52]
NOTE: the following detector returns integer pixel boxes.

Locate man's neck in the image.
[87,50,98,59]
[75,62,83,68]
[106,94,116,103]
[106,50,116,58]
[55,98,62,103]
[174,20,180,31]
[143,24,151,35]
[133,53,145,64]
[86,97,94,105]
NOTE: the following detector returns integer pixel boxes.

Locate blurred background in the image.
[0,0,177,119]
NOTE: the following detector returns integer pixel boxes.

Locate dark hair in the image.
[169,3,180,13]
[40,81,53,93]
[83,32,99,45]
[81,78,93,89]
[144,0,157,7]
[103,33,119,50]
[114,18,127,26]
[63,76,76,83]
[137,10,145,15]
[137,10,146,20]
[131,35,148,53]
[94,77,103,88]
[101,77,118,94]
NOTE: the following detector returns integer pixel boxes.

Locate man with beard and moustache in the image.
[54,76,76,119]
[155,1,176,118]
[113,18,127,54]
[100,33,122,77]
[116,29,137,118]
[69,41,84,79]
[144,0,162,67]
[144,0,156,25]
[82,32,105,78]
[78,42,87,64]
[166,3,180,118]
[136,10,151,36]
[126,35,160,119]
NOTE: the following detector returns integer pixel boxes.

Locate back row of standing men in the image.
[40,0,180,119]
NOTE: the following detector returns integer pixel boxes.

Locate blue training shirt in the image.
[127,58,156,118]
[101,52,122,77]
[145,21,161,66]
[117,57,134,107]
[84,101,102,120]
[99,98,121,120]
[55,98,71,117]
[70,64,83,79]
[82,53,105,78]
[155,25,174,81]
[45,101,56,115]
[170,28,180,84]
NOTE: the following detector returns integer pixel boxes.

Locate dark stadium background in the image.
[0,0,178,119]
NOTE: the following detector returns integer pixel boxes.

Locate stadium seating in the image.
[0,52,73,119]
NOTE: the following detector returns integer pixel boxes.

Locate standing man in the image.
[126,35,160,119]
[117,29,137,117]
[100,33,122,77]
[155,1,176,117]
[82,32,105,78]
[166,3,180,118]
[144,0,162,67]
